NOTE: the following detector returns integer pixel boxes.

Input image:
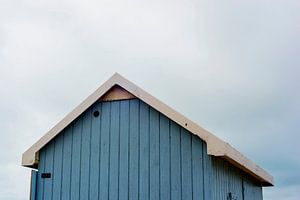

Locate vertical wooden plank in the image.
[80,109,92,199]
[212,158,250,200]
[222,159,228,200]
[52,134,63,200]
[243,177,263,200]
[215,158,222,200]
[224,161,228,199]
[228,166,243,200]
[215,159,220,200]
[36,149,45,200]
[170,121,181,200]
[192,135,204,200]
[129,99,139,200]
[119,100,130,200]
[255,185,263,200]
[89,103,101,199]
[61,126,72,200]
[159,114,170,200]
[109,101,120,200]
[30,170,38,200]
[70,118,82,200]
[43,142,54,200]
[99,102,111,200]
[149,108,159,200]
[221,160,226,200]
[203,142,212,200]
[211,158,217,200]
[223,160,229,200]
[212,156,228,200]
[139,101,149,200]
[181,128,192,200]
[243,179,251,200]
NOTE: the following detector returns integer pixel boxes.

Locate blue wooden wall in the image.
[32,98,263,200]
[211,158,263,200]
[30,170,38,200]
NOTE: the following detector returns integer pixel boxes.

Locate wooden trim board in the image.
[100,85,136,102]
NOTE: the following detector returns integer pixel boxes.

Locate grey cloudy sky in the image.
[0,0,299,199]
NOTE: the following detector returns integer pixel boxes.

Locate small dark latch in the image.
[41,173,51,178]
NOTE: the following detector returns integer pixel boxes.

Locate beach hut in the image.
[22,73,273,200]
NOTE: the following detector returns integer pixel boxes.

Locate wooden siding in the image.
[34,99,211,200]
[211,158,263,200]
[32,98,262,200]
[243,176,263,200]
[30,170,38,200]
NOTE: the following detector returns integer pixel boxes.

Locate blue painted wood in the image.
[99,102,110,200]
[170,121,181,200]
[243,176,263,200]
[30,170,37,200]
[181,128,192,200]
[52,134,63,200]
[149,107,159,200]
[192,135,204,200]
[80,109,91,199]
[35,98,263,200]
[43,141,54,200]
[109,101,120,200]
[89,103,101,199]
[61,126,72,200]
[211,157,263,200]
[159,114,170,200]
[212,158,224,200]
[139,101,149,200]
[119,100,130,200]
[203,142,213,200]
[36,149,45,200]
[70,118,82,200]
[128,99,139,200]
[228,164,243,200]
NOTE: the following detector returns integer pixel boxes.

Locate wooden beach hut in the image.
[22,73,273,200]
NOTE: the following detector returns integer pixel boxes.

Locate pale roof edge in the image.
[21,73,274,186]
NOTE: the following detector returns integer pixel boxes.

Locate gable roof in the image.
[22,73,274,186]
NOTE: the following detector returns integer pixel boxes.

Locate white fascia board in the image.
[22,73,274,186]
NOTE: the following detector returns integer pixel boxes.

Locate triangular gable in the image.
[22,73,273,186]
[100,85,136,102]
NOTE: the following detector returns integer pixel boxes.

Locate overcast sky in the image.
[0,0,299,199]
